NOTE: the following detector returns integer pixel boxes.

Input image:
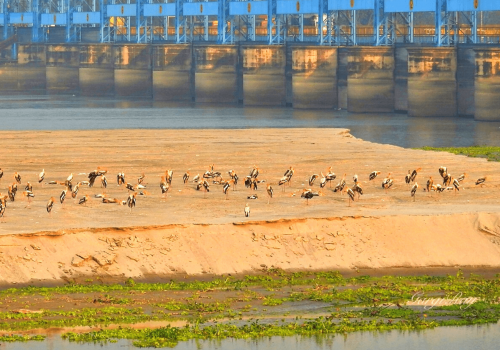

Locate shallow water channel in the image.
[1,323,498,350]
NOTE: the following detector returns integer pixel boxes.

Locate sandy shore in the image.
[0,128,499,284]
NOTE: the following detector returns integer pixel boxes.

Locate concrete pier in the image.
[337,48,348,109]
[152,45,192,102]
[407,48,457,118]
[194,46,238,103]
[242,45,285,106]
[79,45,114,97]
[457,47,475,117]
[46,45,79,95]
[394,46,409,112]
[114,45,152,98]
[347,47,394,113]
[291,46,337,109]
[474,48,500,121]
[17,44,47,94]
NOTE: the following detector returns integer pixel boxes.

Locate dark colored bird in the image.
[14,172,21,184]
[138,173,146,184]
[369,171,381,181]
[101,175,107,188]
[126,193,137,212]
[78,195,89,205]
[410,183,418,201]
[25,182,32,192]
[117,172,125,185]
[475,177,487,187]
[410,168,421,182]
[183,172,190,184]
[266,184,273,204]
[308,174,318,186]
[47,197,56,214]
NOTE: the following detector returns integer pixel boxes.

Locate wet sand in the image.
[0,128,499,284]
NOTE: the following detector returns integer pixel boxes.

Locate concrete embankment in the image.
[1,213,499,286]
[1,43,499,120]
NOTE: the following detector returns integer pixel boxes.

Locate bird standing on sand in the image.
[382,173,393,192]
[452,178,460,194]
[410,168,421,183]
[101,175,107,189]
[228,170,238,190]
[14,172,21,184]
[25,182,32,192]
[333,174,347,194]
[475,177,487,187]
[126,193,137,212]
[166,170,173,185]
[457,173,467,183]
[301,189,323,205]
[183,172,190,184]
[8,186,15,202]
[47,197,55,214]
[192,174,200,183]
[266,184,273,204]
[0,169,3,181]
[319,173,327,188]
[278,176,289,192]
[78,195,89,206]
[0,196,6,218]
[308,174,318,186]
[369,171,381,181]
[60,187,68,204]
[222,180,234,200]
[352,183,363,199]
[160,176,169,199]
[38,169,45,184]
[138,173,146,184]
[411,183,418,201]
[284,167,294,185]
[117,172,125,185]
[325,167,336,187]
[443,173,452,186]
[438,166,448,179]
[346,188,355,207]
[244,203,250,217]
[22,191,34,205]
[72,182,81,198]
[353,174,358,184]
[405,170,411,186]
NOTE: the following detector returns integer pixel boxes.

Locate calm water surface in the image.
[2,324,499,350]
[0,96,499,148]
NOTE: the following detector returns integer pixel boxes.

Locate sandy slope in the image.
[0,128,499,285]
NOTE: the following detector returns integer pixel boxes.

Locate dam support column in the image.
[347,47,394,113]
[0,46,18,95]
[114,45,153,98]
[474,47,500,121]
[241,45,285,106]
[17,44,47,95]
[46,45,80,95]
[407,48,457,117]
[457,47,475,117]
[152,45,193,102]
[394,46,409,113]
[194,45,238,103]
[79,45,114,97]
[290,46,337,109]
[337,47,348,110]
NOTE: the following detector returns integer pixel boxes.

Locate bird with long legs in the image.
[38,169,45,186]
[14,172,21,184]
[117,172,125,186]
[72,182,81,199]
[353,174,358,185]
[284,166,294,186]
[457,173,467,183]
[222,180,235,200]
[244,203,250,217]
[410,183,419,201]
[410,168,421,183]
[7,186,15,202]
[137,173,146,185]
[126,193,137,213]
[22,191,34,207]
[382,173,393,193]
[47,197,56,216]
[202,180,210,198]
[443,173,452,187]
[101,175,108,189]
[166,170,173,185]
[352,183,363,199]
[345,188,355,207]
[301,189,323,205]
[426,177,433,196]
[325,167,336,187]
[308,174,318,186]
[404,170,411,186]
[25,182,32,192]
[60,187,69,207]
[160,176,169,200]
[192,174,200,183]
[183,172,190,184]
[333,174,347,194]
[452,178,460,194]
[278,176,289,192]
[438,166,448,179]
[266,184,273,204]
[0,195,6,220]
[319,173,327,188]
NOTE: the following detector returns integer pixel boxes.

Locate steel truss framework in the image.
[0,0,496,45]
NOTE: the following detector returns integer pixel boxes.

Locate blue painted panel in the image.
[10,13,34,24]
[328,0,374,10]
[107,4,136,17]
[0,14,4,26]
[144,3,176,16]
[384,0,436,12]
[41,13,67,25]
[73,12,101,24]
[447,0,500,11]
[229,1,268,15]
[277,0,319,14]
[183,2,219,16]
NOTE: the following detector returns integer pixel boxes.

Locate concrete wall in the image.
[407,48,457,118]
[290,46,337,109]
[347,47,394,113]
[152,45,193,102]
[337,48,348,110]
[46,45,79,95]
[17,44,47,94]
[394,46,408,112]
[79,45,114,97]
[194,46,238,103]
[241,45,285,106]
[457,47,475,117]
[114,45,152,98]
[474,48,500,121]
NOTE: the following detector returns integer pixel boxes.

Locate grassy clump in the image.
[419,146,500,162]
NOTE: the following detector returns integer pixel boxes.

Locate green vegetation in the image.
[1,269,500,347]
[419,146,500,162]
[0,334,45,342]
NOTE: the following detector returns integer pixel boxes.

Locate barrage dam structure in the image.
[1,0,500,120]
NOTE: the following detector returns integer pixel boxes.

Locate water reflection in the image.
[0,96,498,148]
[2,324,499,350]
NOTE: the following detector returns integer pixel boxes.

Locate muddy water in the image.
[2,324,498,349]
[0,96,498,148]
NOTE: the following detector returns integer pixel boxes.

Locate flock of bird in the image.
[0,164,489,220]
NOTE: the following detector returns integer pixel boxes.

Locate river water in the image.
[2,324,499,350]
[0,96,499,148]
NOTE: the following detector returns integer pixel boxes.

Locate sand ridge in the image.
[0,128,499,284]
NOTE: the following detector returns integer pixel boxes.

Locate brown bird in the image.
[78,195,89,206]
[266,184,273,204]
[346,188,355,207]
[475,177,487,187]
[160,176,169,199]
[25,182,32,192]
[0,195,6,219]
[410,168,421,182]
[72,182,81,199]
[47,197,56,214]
[117,172,125,185]
[457,173,467,183]
[426,177,433,193]
[369,171,381,181]
[126,193,137,212]
[183,172,190,184]
[410,183,419,201]
[222,180,235,200]
[138,173,146,184]
[14,172,21,184]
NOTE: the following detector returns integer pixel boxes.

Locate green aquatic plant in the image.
[419,146,500,162]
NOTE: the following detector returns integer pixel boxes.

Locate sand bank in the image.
[0,128,499,284]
